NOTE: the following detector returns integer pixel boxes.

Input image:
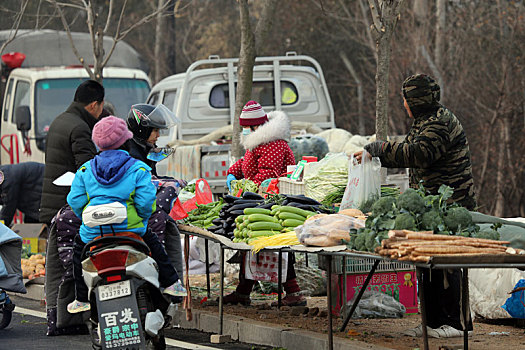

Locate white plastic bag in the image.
[340,150,381,210]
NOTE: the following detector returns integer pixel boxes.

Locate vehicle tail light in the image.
[125,250,148,266]
[81,249,147,274]
[87,249,129,275]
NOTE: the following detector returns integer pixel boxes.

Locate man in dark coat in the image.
[0,162,45,226]
[39,80,104,224]
[357,74,476,338]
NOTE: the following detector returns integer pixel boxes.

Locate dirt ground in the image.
[188,273,525,350]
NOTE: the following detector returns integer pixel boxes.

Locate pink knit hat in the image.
[92,116,133,151]
[239,100,268,126]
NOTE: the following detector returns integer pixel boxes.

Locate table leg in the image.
[462,268,470,350]
[339,259,380,332]
[205,239,210,298]
[342,257,347,318]
[219,246,224,335]
[305,253,309,267]
[326,254,333,350]
[417,268,429,350]
[278,250,282,308]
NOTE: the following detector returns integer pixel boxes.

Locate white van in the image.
[0,67,150,164]
[147,53,334,190]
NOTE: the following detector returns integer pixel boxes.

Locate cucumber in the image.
[248,230,278,238]
[271,205,282,211]
[244,208,272,215]
[278,212,307,221]
[247,214,279,223]
[282,219,304,227]
[248,221,283,231]
[279,206,316,218]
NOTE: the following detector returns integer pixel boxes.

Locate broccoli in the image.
[354,232,367,251]
[371,196,397,216]
[474,225,500,241]
[394,213,417,230]
[364,229,378,252]
[443,207,473,232]
[420,210,445,232]
[396,188,426,214]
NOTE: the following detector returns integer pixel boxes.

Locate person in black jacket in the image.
[126,103,178,177]
[0,162,45,226]
[39,80,104,224]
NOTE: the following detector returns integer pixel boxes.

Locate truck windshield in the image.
[35,78,150,140]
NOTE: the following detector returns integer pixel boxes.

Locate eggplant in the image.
[223,195,239,204]
[212,218,222,225]
[242,191,264,200]
[214,228,225,236]
[229,209,245,216]
[256,202,274,209]
[207,225,222,232]
[225,216,235,224]
[284,194,321,206]
[226,203,260,213]
[231,199,264,205]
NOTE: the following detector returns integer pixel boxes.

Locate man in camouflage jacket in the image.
[359,74,475,338]
[363,74,477,210]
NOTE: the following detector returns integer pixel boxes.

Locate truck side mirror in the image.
[15,105,31,131]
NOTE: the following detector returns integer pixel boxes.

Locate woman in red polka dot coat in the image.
[224,101,306,307]
[226,101,296,186]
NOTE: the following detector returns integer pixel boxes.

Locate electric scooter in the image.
[81,202,174,350]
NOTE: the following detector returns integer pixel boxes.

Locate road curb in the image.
[172,307,394,350]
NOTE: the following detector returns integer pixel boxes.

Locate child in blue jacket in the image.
[67,116,186,314]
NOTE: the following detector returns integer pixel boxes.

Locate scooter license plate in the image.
[98,280,131,301]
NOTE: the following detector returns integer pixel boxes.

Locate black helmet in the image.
[127,103,179,141]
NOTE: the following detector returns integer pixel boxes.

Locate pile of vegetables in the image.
[349,184,497,253]
[184,199,225,229]
[377,230,512,263]
[21,253,46,279]
[233,205,317,243]
[207,192,268,239]
[250,232,301,253]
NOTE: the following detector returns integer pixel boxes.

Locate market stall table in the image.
[177,224,525,350]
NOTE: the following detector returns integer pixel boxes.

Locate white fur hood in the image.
[241,111,291,151]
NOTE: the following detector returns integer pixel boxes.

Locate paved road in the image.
[3,296,272,350]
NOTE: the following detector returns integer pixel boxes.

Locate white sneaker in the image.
[430,325,472,338]
[402,324,438,337]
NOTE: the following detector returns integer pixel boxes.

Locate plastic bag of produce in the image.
[295,214,365,247]
[344,290,405,319]
[340,150,381,211]
[304,152,349,203]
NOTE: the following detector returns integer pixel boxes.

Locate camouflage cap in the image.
[402,74,440,116]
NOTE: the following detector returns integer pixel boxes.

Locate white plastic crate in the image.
[278,177,305,195]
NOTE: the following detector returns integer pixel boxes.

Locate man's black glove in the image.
[364,141,385,157]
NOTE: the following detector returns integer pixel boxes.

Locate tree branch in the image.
[104,0,114,33]
[367,0,382,33]
[0,0,30,55]
[50,0,95,79]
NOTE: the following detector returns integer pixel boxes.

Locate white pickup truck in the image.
[0,30,151,165]
[147,52,335,192]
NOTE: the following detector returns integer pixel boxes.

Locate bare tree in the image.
[231,0,278,159]
[0,0,30,55]
[366,0,403,142]
[48,0,173,82]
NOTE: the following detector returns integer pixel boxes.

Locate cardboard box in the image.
[11,223,48,254]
